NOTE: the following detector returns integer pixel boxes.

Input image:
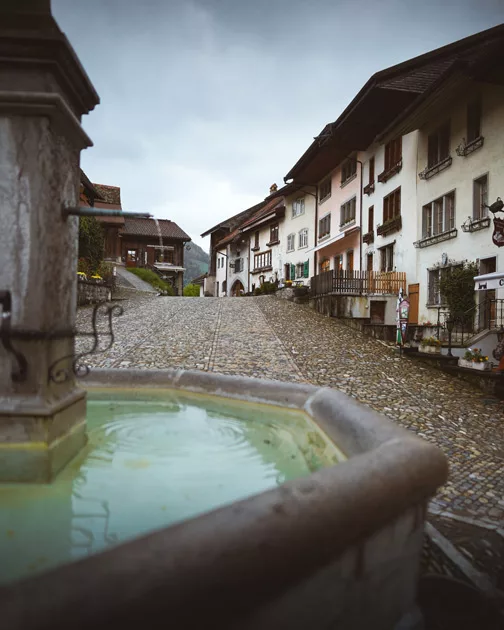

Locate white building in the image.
[361,131,418,294]
[383,26,504,325]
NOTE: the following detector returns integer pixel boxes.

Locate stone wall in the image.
[77,280,112,306]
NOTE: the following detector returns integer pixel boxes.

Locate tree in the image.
[183,283,200,297]
[78,217,104,274]
[439,261,479,326]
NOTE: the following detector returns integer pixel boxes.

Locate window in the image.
[287,233,295,252]
[285,263,295,281]
[155,248,174,264]
[296,263,304,278]
[384,137,402,171]
[234,258,243,273]
[422,192,455,238]
[367,253,373,272]
[269,223,279,244]
[427,266,461,306]
[380,244,394,272]
[428,122,450,168]
[319,178,331,203]
[473,175,488,219]
[340,197,356,226]
[298,228,308,248]
[383,187,401,223]
[253,231,259,249]
[467,99,482,143]
[254,250,272,270]
[216,281,219,296]
[318,214,331,239]
[347,250,354,272]
[368,157,375,184]
[292,197,305,218]
[320,258,330,273]
[341,159,357,185]
[368,205,374,233]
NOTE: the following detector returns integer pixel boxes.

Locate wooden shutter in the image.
[369,157,375,183]
[439,123,450,161]
[428,132,438,168]
[304,260,309,278]
[368,206,374,232]
[290,264,295,280]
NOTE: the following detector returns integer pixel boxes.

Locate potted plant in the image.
[458,348,491,371]
[419,337,441,354]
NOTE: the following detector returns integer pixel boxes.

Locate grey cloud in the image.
[53,0,503,247]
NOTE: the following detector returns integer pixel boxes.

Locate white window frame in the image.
[422,191,455,238]
[298,228,308,249]
[287,233,295,252]
[292,197,305,218]
[473,174,488,220]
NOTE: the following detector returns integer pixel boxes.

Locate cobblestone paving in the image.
[77,293,504,587]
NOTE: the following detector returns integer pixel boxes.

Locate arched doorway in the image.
[231,280,245,297]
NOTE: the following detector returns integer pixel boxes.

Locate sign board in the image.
[474,272,504,291]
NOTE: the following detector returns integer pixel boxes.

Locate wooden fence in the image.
[311,270,407,297]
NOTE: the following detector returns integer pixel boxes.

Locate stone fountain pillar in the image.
[0,0,99,481]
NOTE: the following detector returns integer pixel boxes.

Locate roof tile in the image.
[122,218,190,241]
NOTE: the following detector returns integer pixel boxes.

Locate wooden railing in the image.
[311,270,407,297]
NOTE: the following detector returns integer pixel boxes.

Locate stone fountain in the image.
[0,3,448,629]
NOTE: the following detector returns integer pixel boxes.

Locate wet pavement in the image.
[77,293,504,591]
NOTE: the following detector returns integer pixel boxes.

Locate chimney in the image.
[269,183,278,194]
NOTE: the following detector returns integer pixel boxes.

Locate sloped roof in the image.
[240,197,286,231]
[200,200,266,238]
[93,183,121,206]
[215,227,242,249]
[284,23,504,184]
[122,218,191,241]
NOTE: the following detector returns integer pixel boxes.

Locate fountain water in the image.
[0,3,448,629]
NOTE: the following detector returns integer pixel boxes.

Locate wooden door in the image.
[408,284,419,325]
[347,250,354,272]
[126,249,138,268]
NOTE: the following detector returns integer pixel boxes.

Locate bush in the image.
[77,257,92,276]
[96,261,115,287]
[78,217,104,274]
[183,283,200,297]
[439,261,479,326]
[261,281,277,295]
[128,268,175,295]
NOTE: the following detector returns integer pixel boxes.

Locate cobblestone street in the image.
[77,293,504,589]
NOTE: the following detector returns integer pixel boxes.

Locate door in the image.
[408,284,419,325]
[126,249,138,268]
[347,250,354,272]
[479,257,496,329]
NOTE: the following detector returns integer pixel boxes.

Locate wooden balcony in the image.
[311,270,406,297]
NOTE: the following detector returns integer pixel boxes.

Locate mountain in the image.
[184,241,209,286]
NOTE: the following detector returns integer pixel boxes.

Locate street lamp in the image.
[446,318,455,357]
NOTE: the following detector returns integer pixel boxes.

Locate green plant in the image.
[183,283,200,297]
[260,281,278,295]
[254,286,263,296]
[77,257,92,276]
[128,268,175,295]
[420,336,441,347]
[463,348,489,363]
[78,217,104,274]
[439,261,479,326]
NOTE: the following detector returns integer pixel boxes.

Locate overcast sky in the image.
[53,0,503,249]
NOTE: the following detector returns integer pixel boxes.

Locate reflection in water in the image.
[0,391,343,584]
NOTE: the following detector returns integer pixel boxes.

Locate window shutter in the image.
[304,260,309,278]
[290,264,295,280]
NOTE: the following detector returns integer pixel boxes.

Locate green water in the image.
[0,389,343,585]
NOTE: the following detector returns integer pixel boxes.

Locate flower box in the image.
[420,345,441,354]
[458,358,491,371]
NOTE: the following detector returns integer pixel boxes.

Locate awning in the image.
[474,271,504,291]
[153,264,185,272]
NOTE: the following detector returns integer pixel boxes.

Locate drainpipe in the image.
[353,158,364,271]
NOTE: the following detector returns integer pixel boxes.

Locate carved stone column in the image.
[0,0,99,481]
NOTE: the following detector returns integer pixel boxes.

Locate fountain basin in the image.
[0,368,448,630]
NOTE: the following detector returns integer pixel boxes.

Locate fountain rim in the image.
[0,367,448,629]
